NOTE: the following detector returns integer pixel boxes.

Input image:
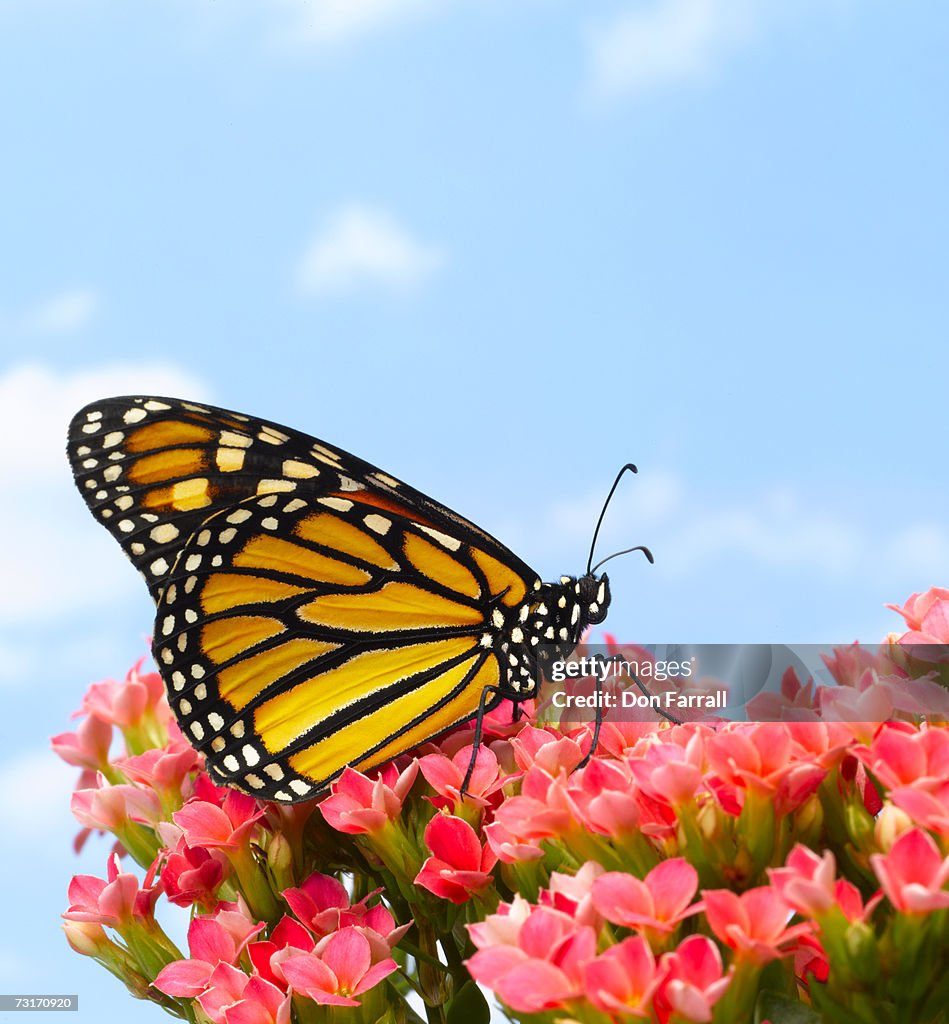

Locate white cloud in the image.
[0,362,209,623]
[296,203,446,297]
[24,287,99,334]
[586,0,764,100]
[3,287,100,336]
[268,0,438,46]
[0,749,75,840]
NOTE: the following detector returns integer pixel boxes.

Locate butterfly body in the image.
[68,397,611,802]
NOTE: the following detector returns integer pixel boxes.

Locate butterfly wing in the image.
[67,396,541,800]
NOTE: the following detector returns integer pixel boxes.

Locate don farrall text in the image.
[546,655,725,711]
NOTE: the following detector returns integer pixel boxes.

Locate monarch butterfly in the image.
[67,397,650,803]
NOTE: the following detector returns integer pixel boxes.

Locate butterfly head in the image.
[576,572,611,626]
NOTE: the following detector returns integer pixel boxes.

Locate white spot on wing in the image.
[419,526,461,551]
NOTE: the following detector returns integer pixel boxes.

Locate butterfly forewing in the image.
[67,396,547,801]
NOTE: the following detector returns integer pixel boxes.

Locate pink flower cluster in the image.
[54,588,949,1024]
[153,874,404,1022]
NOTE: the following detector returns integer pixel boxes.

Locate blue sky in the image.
[1,1,947,1019]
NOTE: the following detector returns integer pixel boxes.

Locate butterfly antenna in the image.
[591,544,653,575]
[586,463,639,575]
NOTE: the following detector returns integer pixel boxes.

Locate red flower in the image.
[248,916,315,988]
[281,872,408,954]
[415,813,498,903]
[159,830,228,909]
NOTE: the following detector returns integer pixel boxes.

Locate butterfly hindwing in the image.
[153,490,532,800]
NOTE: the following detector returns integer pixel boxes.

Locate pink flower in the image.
[319,762,418,835]
[281,873,350,937]
[280,928,397,1007]
[467,895,532,950]
[173,790,263,850]
[415,814,498,904]
[483,819,545,863]
[418,744,506,809]
[114,743,201,799]
[491,767,578,846]
[889,782,949,837]
[655,935,731,1024]
[51,715,113,771]
[153,910,265,997]
[822,643,903,687]
[854,722,949,792]
[64,853,158,931]
[583,935,663,1018]
[629,728,707,808]
[767,844,880,924]
[886,587,949,644]
[768,845,838,916]
[870,827,949,913]
[467,902,596,1013]
[539,862,604,930]
[566,757,644,839]
[509,726,586,776]
[195,963,291,1024]
[746,664,821,720]
[76,661,168,730]
[707,723,826,812]
[592,859,700,937]
[71,777,164,831]
[703,886,811,964]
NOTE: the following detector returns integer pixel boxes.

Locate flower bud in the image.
[874,803,914,852]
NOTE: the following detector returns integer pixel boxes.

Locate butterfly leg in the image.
[461,683,503,795]
[575,668,606,770]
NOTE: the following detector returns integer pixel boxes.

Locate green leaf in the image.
[446,980,491,1024]
[755,991,822,1024]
